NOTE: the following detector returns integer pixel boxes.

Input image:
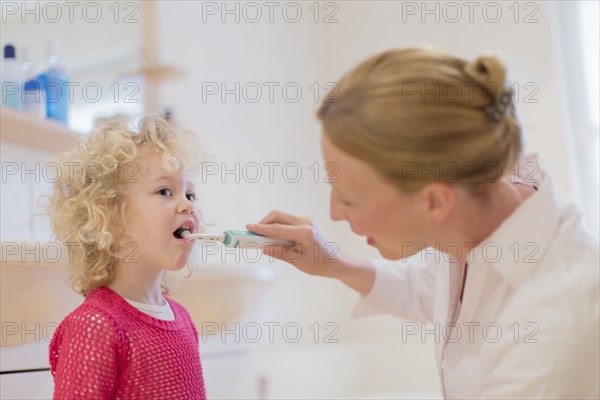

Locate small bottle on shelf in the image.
[1,44,24,110]
[21,47,46,119]
[38,40,70,123]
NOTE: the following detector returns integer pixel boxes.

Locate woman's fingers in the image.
[246,222,310,244]
[249,211,341,277]
[248,210,313,244]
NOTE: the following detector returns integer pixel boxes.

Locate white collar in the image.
[466,153,559,287]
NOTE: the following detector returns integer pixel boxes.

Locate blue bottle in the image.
[23,76,46,119]
[39,41,69,123]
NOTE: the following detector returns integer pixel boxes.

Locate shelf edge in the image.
[1,108,82,153]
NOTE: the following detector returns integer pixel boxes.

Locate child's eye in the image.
[186,192,197,202]
[158,188,172,196]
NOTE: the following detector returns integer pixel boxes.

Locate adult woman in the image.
[247,48,599,398]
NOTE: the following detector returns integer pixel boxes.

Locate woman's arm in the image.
[247,211,376,296]
[248,210,437,324]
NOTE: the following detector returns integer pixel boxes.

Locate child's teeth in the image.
[174,227,191,238]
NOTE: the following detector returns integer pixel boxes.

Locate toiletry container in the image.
[39,41,69,123]
[21,47,46,119]
[1,44,23,110]
[23,77,46,119]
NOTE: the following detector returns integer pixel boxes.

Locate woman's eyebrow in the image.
[332,185,350,198]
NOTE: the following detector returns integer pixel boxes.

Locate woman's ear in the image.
[421,183,455,224]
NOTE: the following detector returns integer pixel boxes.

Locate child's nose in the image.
[178,196,194,214]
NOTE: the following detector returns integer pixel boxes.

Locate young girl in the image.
[46,115,206,399]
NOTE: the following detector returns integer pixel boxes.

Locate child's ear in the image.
[421,183,455,224]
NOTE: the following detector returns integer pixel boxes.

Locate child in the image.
[46,115,206,399]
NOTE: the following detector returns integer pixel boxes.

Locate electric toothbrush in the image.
[179,229,294,249]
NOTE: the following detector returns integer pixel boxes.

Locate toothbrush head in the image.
[180,230,193,240]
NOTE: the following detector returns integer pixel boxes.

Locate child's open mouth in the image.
[173,227,191,239]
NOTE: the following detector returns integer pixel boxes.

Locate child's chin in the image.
[168,257,191,271]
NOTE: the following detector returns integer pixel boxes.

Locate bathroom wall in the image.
[0,141,55,239]
[152,1,588,397]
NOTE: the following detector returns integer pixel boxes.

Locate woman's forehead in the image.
[322,139,393,201]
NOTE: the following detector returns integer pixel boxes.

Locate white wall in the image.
[152,1,591,397]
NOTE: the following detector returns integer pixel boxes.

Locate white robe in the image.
[354,154,600,399]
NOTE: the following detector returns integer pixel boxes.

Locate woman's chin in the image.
[377,246,405,261]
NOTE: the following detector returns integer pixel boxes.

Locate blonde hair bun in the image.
[464,55,507,97]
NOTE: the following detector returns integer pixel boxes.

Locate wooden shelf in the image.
[118,64,186,80]
[0,107,81,153]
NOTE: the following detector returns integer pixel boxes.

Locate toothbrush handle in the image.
[223,230,294,249]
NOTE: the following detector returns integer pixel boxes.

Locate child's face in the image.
[121,150,199,272]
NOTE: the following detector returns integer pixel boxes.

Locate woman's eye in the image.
[158,188,172,196]
[186,193,197,202]
[337,196,351,207]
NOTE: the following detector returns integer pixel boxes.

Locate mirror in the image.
[1,0,144,132]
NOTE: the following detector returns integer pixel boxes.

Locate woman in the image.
[247,48,599,398]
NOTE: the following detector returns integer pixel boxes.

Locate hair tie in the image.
[485,89,514,123]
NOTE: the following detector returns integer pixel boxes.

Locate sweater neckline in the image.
[91,287,187,331]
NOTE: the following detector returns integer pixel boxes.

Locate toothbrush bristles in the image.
[181,230,192,240]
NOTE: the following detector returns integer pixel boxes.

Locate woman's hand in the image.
[248,210,376,295]
[246,210,341,278]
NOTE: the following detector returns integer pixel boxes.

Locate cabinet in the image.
[0,370,54,399]
[0,109,76,398]
[1,109,78,238]
[202,351,268,399]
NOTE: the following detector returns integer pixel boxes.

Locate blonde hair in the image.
[45,115,204,296]
[318,48,522,196]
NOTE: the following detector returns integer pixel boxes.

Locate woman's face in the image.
[321,134,429,260]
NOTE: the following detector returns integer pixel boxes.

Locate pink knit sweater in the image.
[49,287,206,399]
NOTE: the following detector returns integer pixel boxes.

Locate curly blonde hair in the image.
[45,115,204,296]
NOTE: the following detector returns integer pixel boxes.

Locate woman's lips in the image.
[367,237,376,246]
